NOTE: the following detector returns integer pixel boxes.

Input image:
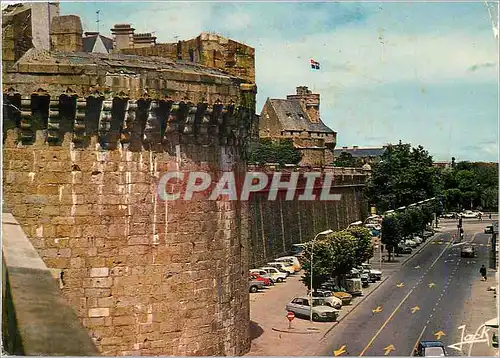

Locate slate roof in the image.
[83,34,114,53]
[268,99,334,133]
[334,147,386,158]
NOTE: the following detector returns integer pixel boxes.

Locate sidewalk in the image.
[246,231,442,356]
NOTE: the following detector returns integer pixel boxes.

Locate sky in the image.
[59,1,499,162]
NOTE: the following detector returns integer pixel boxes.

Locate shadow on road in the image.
[249,320,264,341]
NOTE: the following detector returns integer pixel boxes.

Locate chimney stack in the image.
[111,24,135,50]
[133,33,157,48]
[50,15,83,52]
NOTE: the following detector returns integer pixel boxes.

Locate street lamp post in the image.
[310,229,334,322]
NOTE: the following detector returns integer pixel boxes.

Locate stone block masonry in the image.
[2,39,256,355]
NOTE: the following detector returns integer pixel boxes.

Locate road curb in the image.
[400,232,442,267]
[272,326,324,334]
[319,276,389,341]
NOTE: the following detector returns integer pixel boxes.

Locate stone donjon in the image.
[260,86,337,166]
[2,10,256,356]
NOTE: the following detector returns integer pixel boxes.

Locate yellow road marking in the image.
[396,282,405,288]
[372,306,383,313]
[384,344,395,355]
[410,325,427,355]
[359,288,414,356]
[333,345,346,356]
[434,330,446,340]
[411,306,420,313]
[359,243,450,356]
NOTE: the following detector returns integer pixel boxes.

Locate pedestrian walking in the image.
[480,264,487,281]
[478,212,482,222]
[489,213,492,220]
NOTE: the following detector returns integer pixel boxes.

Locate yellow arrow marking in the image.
[372,306,383,313]
[434,330,446,340]
[334,345,346,356]
[428,282,436,288]
[396,282,404,288]
[384,344,395,355]
[411,306,420,313]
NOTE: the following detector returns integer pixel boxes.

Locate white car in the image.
[459,210,478,218]
[308,289,342,309]
[413,237,423,245]
[286,296,339,322]
[267,262,294,275]
[275,256,302,272]
[405,239,417,248]
[259,266,287,283]
[361,263,382,281]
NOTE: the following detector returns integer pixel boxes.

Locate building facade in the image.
[259,86,337,166]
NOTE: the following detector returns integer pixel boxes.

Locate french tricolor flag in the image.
[310,59,320,70]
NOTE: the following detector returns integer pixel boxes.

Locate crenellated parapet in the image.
[3,87,256,153]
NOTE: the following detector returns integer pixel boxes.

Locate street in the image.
[316,220,497,357]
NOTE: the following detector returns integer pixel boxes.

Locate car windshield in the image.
[424,347,445,356]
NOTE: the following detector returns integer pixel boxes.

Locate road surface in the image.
[318,222,496,357]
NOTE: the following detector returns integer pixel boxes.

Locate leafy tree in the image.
[421,204,434,227]
[327,231,358,278]
[439,161,498,211]
[346,226,374,265]
[300,239,335,291]
[249,138,303,165]
[334,152,362,168]
[408,208,424,236]
[300,231,358,291]
[398,210,413,238]
[381,214,401,262]
[365,142,439,213]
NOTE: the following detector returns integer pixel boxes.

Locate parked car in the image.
[319,283,353,305]
[459,210,478,218]
[395,244,412,254]
[405,239,418,248]
[413,340,448,356]
[250,273,271,286]
[361,263,382,281]
[285,297,339,322]
[485,225,494,234]
[309,289,342,309]
[343,271,364,293]
[413,237,423,245]
[460,244,477,258]
[291,243,306,257]
[275,256,302,272]
[441,212,456,219]
[259,266,287,283]
[356,267,373,285]
[423,231,434,238]
[249,278,265,293]
[267,262,294,275]
[249,269,275,285]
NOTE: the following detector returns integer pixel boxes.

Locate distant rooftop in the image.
[268,98,334,133]
[334,145,387,158]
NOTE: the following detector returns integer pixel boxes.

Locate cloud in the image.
[468,62,497,72]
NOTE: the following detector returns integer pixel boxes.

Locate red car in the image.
[250,273,271,286]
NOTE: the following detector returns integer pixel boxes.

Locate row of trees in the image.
[364,141,498,214]
[381,202,438,261]
[300,226,373,291]
[439,161,498,211]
